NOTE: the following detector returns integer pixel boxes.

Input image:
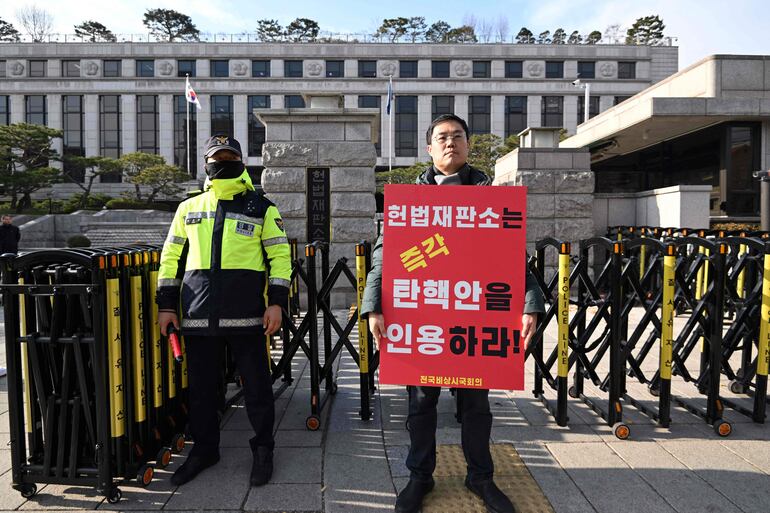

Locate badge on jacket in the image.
[235,221,255,237]
[275,218,285,232]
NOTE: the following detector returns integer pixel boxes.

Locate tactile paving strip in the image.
[422,444,555,513]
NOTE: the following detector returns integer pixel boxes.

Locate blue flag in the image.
[386,78,393,115]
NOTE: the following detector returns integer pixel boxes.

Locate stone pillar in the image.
[158,95,174,164]
[417,95,431,161]
[258,93,378,308]
[196,94,211,180]
[10,95,24,124]
[121,95,137,154]
[47,94,63,170]
[84,95,99,157]
[491,95,505,140]
[564,95,579,135]
[494,127,593,271]
[527,95,542,129]
[233,95,249,154]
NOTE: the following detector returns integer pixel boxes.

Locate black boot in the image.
[250,446,273,486]
[170,453,220,486]
[395,477,435,513]
[465,478,516,513]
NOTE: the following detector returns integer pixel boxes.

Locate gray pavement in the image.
[1,309,769,513]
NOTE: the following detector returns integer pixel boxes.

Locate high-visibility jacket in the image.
[156,169,291,336]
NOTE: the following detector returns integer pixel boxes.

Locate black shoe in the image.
[395,477,435,513]
[170,453,220,486]
[250,446,273,487]
[465,478,516,513]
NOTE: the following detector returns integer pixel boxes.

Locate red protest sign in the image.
[379,184,528,390]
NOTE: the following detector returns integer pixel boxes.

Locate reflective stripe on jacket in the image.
[156,169,291,335]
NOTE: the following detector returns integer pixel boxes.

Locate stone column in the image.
[527,96,542,129]
[233,95,249,155]
[417,95,431,161]
[158,95,174,164]
[121,95,137,154]
[84,95,99,157]
[258,93,378,308]
[564,95,579,135]
[47,94,63,170]
[10,95,24,124]
[196,94,211,180]
[491,95,505,140]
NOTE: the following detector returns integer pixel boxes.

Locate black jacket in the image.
[0,224,20,254]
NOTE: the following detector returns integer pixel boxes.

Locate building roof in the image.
[560,55,770,162]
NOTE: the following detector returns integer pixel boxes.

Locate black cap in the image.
[204,134,242,159]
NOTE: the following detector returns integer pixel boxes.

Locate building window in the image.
[0,61,6,78]
[210,60,229,77]
[174,95,197,177]
[358,60,377,78]
[177,60,196,77]
[29,60,47,77]
[62,95,85,182]
[0,96,9,125]
[99,95,121,181]
[136,95,158,154]
[284,95,305,108]
[395,96,418,157]
[284,60,303,77]
[326,60,344,78]
[252,60,270,77]
[505,61,523,78]
[472,61,490,78]
[504,96,527,138]
[545,61,564,79]
[400,60,417,78]
[358,96,381,156]
[210,95,233,135]
[541,96,564,127]
[577,96,600,124]
[103,60,121,77]
[614,96,632,105]
[62,60,80,77]
[468,96,491,135]
[248,95,270,157]
[136,60,154,77]
[432,96,455,118]
[618,61,636,79]
[432,60,450,78]
[577,61,595,79]
[25,95,46,125]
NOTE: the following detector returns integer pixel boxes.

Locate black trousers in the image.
[185,334,274,458]
[405,386,494,482]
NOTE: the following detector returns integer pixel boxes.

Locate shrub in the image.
[66,234,92,248]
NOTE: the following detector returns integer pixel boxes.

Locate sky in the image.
[3,0,769,69]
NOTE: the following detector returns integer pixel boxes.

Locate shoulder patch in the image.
[275,218,284,232]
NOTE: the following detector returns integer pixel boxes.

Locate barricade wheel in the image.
[137,465,154,487]
[648,385,660,397]
[728,380,746,394]
[172,433,186,453]
[19,484,37,498]
[568,386,579,399]
[306,415,321,431]
[405,419,411,432]
[612,422,630,440]
[156,447,172,468]
[107,488,122,504]
[330,382,338,395]
[714,420,732,437]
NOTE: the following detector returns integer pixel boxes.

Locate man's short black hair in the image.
[425,114,470,145]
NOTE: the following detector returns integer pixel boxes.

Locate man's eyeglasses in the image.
[432,132,466,145]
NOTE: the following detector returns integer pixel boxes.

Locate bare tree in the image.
[604,23,622,44]
[16,5,54,42]
[477,18,493,43]
[461,13,478,32]
[495,15,509,42]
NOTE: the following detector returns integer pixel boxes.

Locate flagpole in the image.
[388,75,393,172]
[186,74,191,178]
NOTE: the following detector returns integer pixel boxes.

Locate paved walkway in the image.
[1,310,769,512]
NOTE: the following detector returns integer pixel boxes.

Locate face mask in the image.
[205,160,243,180]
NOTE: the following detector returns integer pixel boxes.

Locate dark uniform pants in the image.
[185,334,274,458]
[406,386,494,482]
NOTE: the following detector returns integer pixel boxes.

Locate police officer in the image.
[157,135,291,487]
[361,114,545,513]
